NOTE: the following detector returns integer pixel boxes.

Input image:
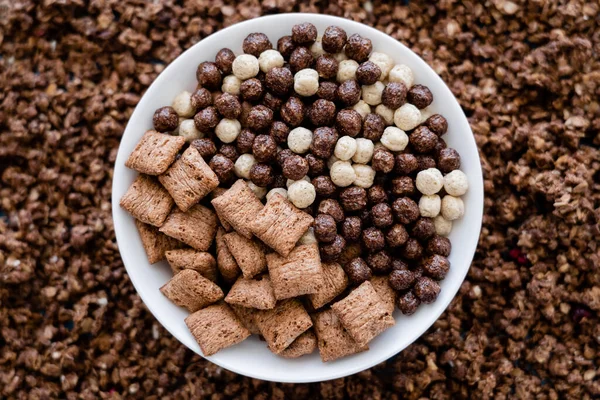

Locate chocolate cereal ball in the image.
[416,155,437,172]
[345,257,372,284]
[410,126,438,153]
[194,106,220,132]
[437,148,461,173]
[243,33,272,57]
[392,197,420,224]
[269,121,290,144]
[362,113,385,141]
[345,33,372,63]
[426,114,448,136]
[306,154,326,176]
[372,148,395,173]
[292,22,318,45]
[317,81,338,102]
[249,163,274,187]
[389,269,415,291]
[392,258,409,271]
[196,62,222,90]
[314,213,337,243]
[272,174,287,189]
[397,291,420,315]
[312,176,336,197]
[318,199,345,223]
[391,176,415,197]
[402,238,423,260]
[310,127,338,159]
[426,235,451,257]
[209,154,234,182]
[371,203,393,229]
[236,129,256,154]
[153,106,179,132]
[339,186,368,212]
[277,35,296,59]
[413,277,441,303]
[341,216,362,241]
[214,93,241,119]
[280,97,305,127]
[386,224,409,247]
[368,185,388,205]
[381,82,407,110]
[407,84,433,109]
[320,234,345,262]
[252,134,277,162]
[247,105,274,132]
[191,138,217,159]
[262,95,283,114]
[265,67,293,96]
[367,250,392,274]
[362,227,385,253]
[215,48,235,74]
[336,109,363,137]
[240,78,264,102]
[336,80,361,106]
[356,61,381,85]
[322,26,347,54]
[423,254,450,280]
[316,55,339,80]
[277,148,294,166]
[190,88,213,111]
[395,153,419,175]
[411,217,435,241]
[282,154,309,180]
[219,144,239,161]
[308,99,336,127]
[289,47,314,73]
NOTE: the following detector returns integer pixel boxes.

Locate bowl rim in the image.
[111,13,484,383]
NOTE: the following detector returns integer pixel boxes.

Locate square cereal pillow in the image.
[135,220,181,264]
[125,130,185,175]
[120,174,174,227]
[211,179,263,239]
[159,204,217,251]
[266,243,324,300]
[255,299,313,354]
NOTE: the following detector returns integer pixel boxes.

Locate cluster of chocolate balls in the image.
[151,22,469,314]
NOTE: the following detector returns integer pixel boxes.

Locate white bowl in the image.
[111,13,483,383]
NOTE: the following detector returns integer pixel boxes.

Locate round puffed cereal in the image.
[443,170,469,196]
[172,91,195,117]
[247,181,267,199]
[330,161,356,187]
[222,75,242,95]
[380,126,409,151]
[258,49,284,73]
[416,168,444,195]
[419,194,441,218]
[286,176,311,188]
[178,119,203,142]
[336,59,359,82]
[352,164,376,188]
[352,100,372,120]
[215,118,241,143]
[388,64,414,88]
[287,127,313,154]
[327,155,339,170]
[362,81,385,106]
[394,103,422,131]
[375,104,395,125]
[334,136,357,161]
[288,180,316,208]
[294,68,319,97]
[232,54,260,80]
[441,195,464,221]
[310,36,326,58]
[298,227,317,245]
[368,52,394,80]
[434,215,452,236]
[266,188,288,201]
[234,154,257,179]
[352,138,375,164]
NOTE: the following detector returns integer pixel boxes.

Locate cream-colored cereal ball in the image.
[352,164,376,188]
[286,176,310,188]
[362,81,385,106]
[416,168,444,195]
[215,118,241,143]
[298,227,317,245]
[369,52,394,80]
[333,52,348,62]
[294,68,319,97]
[247,181,267,199]
[222,75,242,95]
[266,188,288,201]
[443,170,469,196]
[287,127,313,154]
[352,138,375,164]
[178,119,203,142]
[352,100,371,119]
[288,180,316,208]
[258,49,284,73]
[232,54,259,80]
[419,107,434,124]
[234,154,257,179]
[330,161,356,187]
[380,126,408,151]
[388,64,414,88]
[327,155,339,170]
[394,103,421,131]
[310,36,326,58]
[375,104,394,125]
[434,215,452,236]
[334,136,357,161]
[172,91,195,117]
[419,194,441,218]
[336,59,359,82]
[441,195,464,221]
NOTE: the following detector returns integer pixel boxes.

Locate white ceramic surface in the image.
[111,13,483,383]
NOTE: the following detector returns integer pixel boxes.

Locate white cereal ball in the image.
[352,164,376,188]
[330,161,356,187]
[419,195,441,218]
[333,52,348,62]
[434,215,453,236]
[441,195,465,221]
[247,181,267,199]
[327,155,339,170]
[286,176,310,188]
[375,104,394,125]
[444,170,469,196]
[310,36,326,58]
[266,188,288,201]
[336,59,359,82]
[334,136,357,161]
[380,126,408,151]
[388,64,414,88]
[178,119,203,142]
[258,49,284,73]
[394,103,421,131]
[416,168,444,195]
[362,81,385,106]
[352,138,375,164]
[232,54,259,80]
[368,52,394,80]
[294,68,319,97]
[215,118,241,143]
[287,127,313,154]
[172,91,195,117]
[298,227,317,245]
[222,75,242,95]
[352,100,371,119]
[288,180,316,208]
[234,154,257,179]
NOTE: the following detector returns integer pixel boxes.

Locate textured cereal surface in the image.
[1,1,599,399]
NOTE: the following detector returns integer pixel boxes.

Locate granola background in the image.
[1,1,599,399]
